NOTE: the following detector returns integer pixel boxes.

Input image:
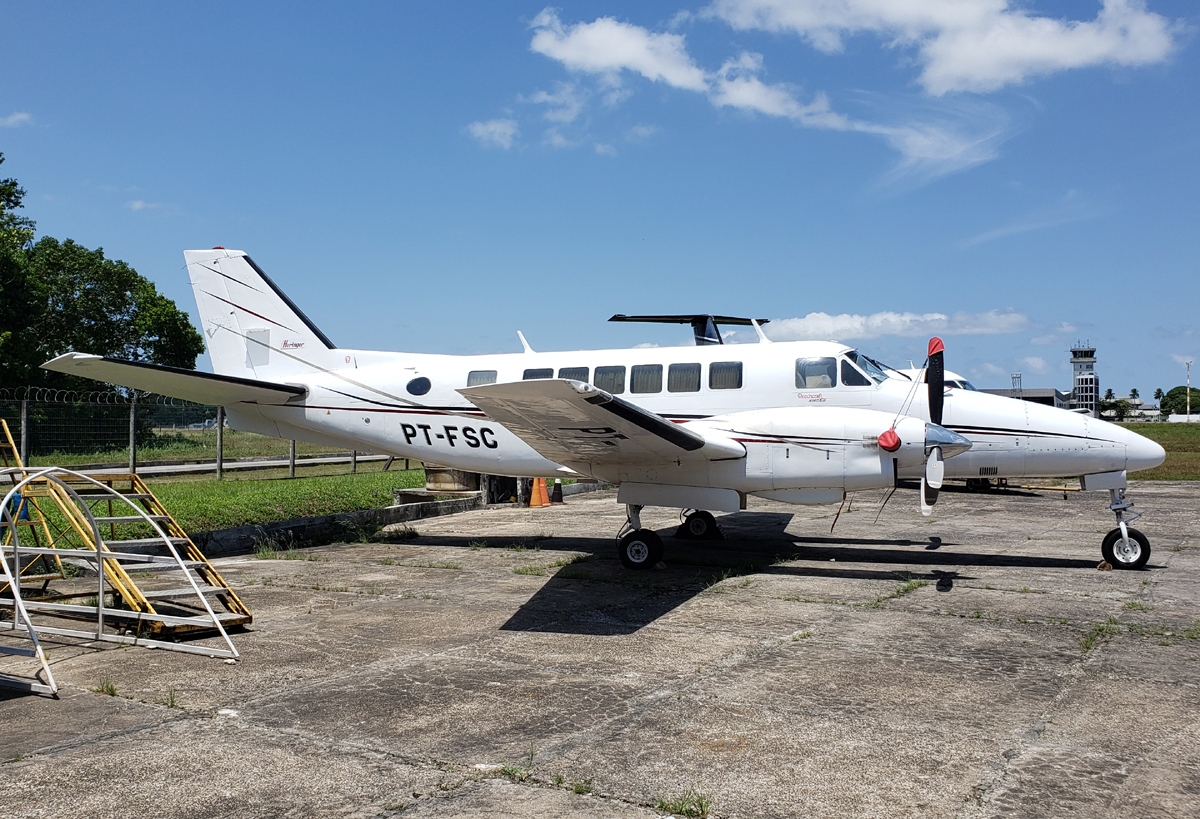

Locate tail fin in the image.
[185,249,336,378]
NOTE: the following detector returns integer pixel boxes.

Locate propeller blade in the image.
[926,336,945,426]
[920,444,946,517]
[925,445,944,490]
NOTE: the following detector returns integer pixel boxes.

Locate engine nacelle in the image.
[692,407,931,495]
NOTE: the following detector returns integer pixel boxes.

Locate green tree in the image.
[1103,387,1115,400]
[0,153,36,251]
[1154,388,1164,402]
[1160,386,1200,416]
[1129,387,1139,400]
[0,158,205,390]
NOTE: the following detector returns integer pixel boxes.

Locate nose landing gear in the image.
[1102,487,1151,570]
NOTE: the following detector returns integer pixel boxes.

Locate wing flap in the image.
[42,353,306,405]
[460,379,744,467]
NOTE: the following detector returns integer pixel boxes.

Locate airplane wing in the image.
[459,379,745,468]
[42,353,306,405]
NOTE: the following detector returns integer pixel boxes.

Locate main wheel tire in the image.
[684,510,720,540]
[618,529,664,570]
[1101,527,1150,570]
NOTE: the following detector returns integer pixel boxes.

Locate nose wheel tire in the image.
[618,529,664,570]
[1101,527,1150,570]
[676,510,723,541]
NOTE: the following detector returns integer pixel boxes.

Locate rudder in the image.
[184,248,336,379]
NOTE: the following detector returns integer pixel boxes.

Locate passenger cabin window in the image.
[558,366,589,381]
[466,370,497,386]
[795,358,836,389]
[594,366,626,394]
[710,361,743,390]
[668,363,701,393]
[630,364,663,394]
[523,368,553,380]
[840,359,872,387]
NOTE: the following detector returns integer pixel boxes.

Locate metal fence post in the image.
[289,439,296,479]
[19,398,29,466]
[128,393,137,474]
[351,449,357,474]
[216,406,225,481]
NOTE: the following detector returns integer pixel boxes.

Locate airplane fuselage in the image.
[227,339,1162,485]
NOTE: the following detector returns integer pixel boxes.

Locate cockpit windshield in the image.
[845,350,890,384]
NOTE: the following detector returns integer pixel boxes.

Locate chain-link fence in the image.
[0,388,381,477]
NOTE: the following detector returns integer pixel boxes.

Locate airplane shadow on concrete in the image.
[479,510,1100,635]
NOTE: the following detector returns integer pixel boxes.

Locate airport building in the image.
[981,342,1099,417]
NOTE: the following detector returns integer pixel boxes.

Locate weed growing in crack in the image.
[656,788,711,818]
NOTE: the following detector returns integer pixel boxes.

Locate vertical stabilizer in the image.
[184,249,336,378]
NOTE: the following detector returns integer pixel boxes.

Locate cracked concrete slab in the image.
[2,481,1198,818]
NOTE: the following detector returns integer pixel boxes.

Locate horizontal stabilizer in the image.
[460,379,744,468]
[42,353,306,405]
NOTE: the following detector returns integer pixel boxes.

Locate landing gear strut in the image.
[617,504,663,570]
[1102,487,1151,570]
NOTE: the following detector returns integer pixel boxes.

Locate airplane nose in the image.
[1126,433,1166,473]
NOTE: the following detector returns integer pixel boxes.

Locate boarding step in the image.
[139,586,226,599]
[0,645,37,657]
[92,515,172,525]
[103,537,191,550]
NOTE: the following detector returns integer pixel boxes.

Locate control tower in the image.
[1070,342,1099,417]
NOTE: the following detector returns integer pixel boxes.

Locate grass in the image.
[27,427,348,467]
[1121,423,1200,480]
[1080,617,1123,653]
[656,788,712,818]
[1123,600,1153,612]
[513,554,590,576]
[93,676,117,696]
[865,578,929,608]
[146,470,425,532]
[572,780,593,795]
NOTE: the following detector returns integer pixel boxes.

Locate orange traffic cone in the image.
[540,477,551,507]
[528,478,544,508]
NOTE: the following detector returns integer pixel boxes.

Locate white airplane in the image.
[44,248,1166,571]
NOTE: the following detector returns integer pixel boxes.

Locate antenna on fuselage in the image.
[517,331,534,353]
[608,314,771,346]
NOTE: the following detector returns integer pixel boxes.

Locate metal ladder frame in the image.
[1,468,240,697]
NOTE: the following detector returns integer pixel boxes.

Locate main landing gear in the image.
[1102,487,1151,570]
[675,509,724,541]
[617,504,663,570]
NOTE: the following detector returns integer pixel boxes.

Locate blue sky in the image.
[2,1,1197,396]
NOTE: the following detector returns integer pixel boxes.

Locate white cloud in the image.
[1018,356,1051,374]
[467,119,519,149]
[1030,321,1078,345]
[525,9,1012,180]
[523,82,585,123]
[125,200,162,211]
[981,362,1008,376]
[1,112,32,127]
[1170,353,1195,366]
[961,191,1105,247]
[627,124,660,140]
[543,128,579,149]
[530,9,708,91]
[705,0,1177,95]
[765,309,1028,341]
[594,142,618,156]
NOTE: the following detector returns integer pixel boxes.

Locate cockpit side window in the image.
[795,358,837,389]
[845,350,888,384]
[840,359,872,387]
